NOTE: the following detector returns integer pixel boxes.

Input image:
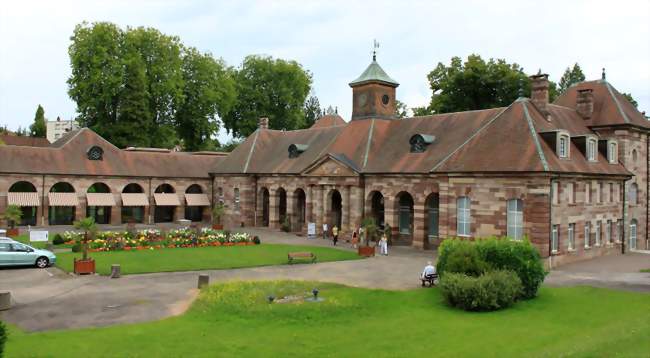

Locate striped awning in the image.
[48,192,78,207]
[7,192,40,206]
[185,193,210,206]
[121,193,149,207]
[86,193,116,206]
[153,193,181,206]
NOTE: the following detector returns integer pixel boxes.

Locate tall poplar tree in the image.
[29,104,47,137]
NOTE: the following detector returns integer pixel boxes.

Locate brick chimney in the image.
[576,89,594,119]
[258,117,269,130]
[530,73,549,114]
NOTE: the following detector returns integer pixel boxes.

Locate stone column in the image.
[314,186,323,234]
[384,196,397,238]
[175,204,184,223]
[110,204,121,225]
[322,185,329,230]
[412,201,426,249]
[75,196,85,225]
[286,189,295,231]
[306,185,314,226]
[348,186,363,230]
[342,185,350,232]
[269,190,279,229]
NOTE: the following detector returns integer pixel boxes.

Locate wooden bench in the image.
[288,252,316,264]
[421,273,439,287]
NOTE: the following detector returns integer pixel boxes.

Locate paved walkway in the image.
[1,228,648,332]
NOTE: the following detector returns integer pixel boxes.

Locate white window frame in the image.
[616,220,623,243]
[606,220,612,245]
[608,141,618,164]
[584,222,590,249]
[568,223,575,251]
[585,183,591,204]
[587,138,597,162]
[595,221,601,246]
[507,199,524,240]
[234,188,240,211]
[629,183,638,205]
[629,220,637,250]
[567,183,574,204]
[551,225,559,254]
[456,197,471,237]
[552,182,559,205]
[558,134,569,159]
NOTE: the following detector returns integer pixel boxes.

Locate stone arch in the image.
[424,193,439,247]
[259,187,270,227]
[8,181,38,226]
[328,188,343,229]
[48,182,76,225]
[122,183,144,193]
[394,191,414,240]
[122,183,145,223]
[154,183,176,223]
[293,188,306,231]
[366,190,385,228]
[86,182,112,224]
[185,184,204,222]
[276,187,287,226]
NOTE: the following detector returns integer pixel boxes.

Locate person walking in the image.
[379,233,388,256]
[351,228,359,249]
[332,225,339,246]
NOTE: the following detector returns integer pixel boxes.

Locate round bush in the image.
[439,270,523,311]
[52,234,66,245]
[71,242,82,253]
[0,320,6,358]
[442,243,489,277]
[253,236,261,245]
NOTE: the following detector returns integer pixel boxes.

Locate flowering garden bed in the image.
[77,228,258,252]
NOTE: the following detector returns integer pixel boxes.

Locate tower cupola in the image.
[349,44,399,121]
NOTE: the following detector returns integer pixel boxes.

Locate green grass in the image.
[11,234,74,250]
[641,268,650,273]
[55,244,360,275]
[4,281,650,357]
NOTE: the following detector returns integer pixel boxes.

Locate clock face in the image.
[358,93,368,107]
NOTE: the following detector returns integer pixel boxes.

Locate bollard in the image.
[197,274,209,289]
[110,264,121,279]
[0,291,11,310]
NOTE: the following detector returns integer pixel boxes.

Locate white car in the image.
[0,237,56,268]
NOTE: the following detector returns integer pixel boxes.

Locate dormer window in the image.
[558,133,570,159]
[409,134,435,153]
[288,144,308,158]
[608,141,618,164]
[587,137,597,162]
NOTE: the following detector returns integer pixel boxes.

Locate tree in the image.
[424,55,531,114]
[1,205,22,229]
[303,94,323,128]
[175,47,236,151]
[29,105,46,138]
[14,126,28,136]
[73,217,97,261]
[411,106,434,117]
[558,63,586,93]
[395,100,408,118]
[222,55,312,137]
[622,93,638,108]
[216,138,243,152]
[114,52,152,148]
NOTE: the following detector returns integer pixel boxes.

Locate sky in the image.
[1,0,649,143]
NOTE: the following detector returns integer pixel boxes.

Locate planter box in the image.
[212,224,224,230]
[74,258,96,275]
[6,228,19,237]
[358,246,375,257]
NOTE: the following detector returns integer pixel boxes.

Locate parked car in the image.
[0,237,56,268]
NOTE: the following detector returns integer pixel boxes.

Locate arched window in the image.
[632,149,638,163]
[86,183,112,224]
[8,181,38,226]
[587,138,597,162]
[121,183,145,224]
[608,141,618,164]
[456,197,471,237]
[234,188,240,210]
[397,192,414,235]
[558,134,570,159]
[48,182,76,225]
[629,219,637,250]
[506,199,523,240]
[426,194,439,239]
[629,183,638,205]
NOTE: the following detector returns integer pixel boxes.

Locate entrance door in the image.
[330,190,342,228]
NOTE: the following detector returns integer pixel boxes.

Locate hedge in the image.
[439,270,523,311]
[0,320,6,358]
[438,237,546,299]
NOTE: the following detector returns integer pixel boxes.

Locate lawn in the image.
[641,268,650,273]
[11,234,74,250]
[4,281,649,357]
[55,244,361,275]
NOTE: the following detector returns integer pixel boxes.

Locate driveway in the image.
[1,228,648,332]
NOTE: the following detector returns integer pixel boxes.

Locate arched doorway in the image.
[154,184,176,223]
[277,187,287,225]
[8,181,38,226]
[396,192,414,237]
[49,182,76,225]
[86,182,111,224]
[329,189,342,229]
[293,188,306,231]
[184,184,204,222]
[260,188,270,227]
[425,193,439,247]
[122,183,145,223]
[368,191,385,229]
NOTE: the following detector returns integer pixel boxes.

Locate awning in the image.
[86,193,116,207]
[121,193,149,207]
[185,193,210,206]
[153,193,181,206]
[48,192,78,207]
[7,192,40,206]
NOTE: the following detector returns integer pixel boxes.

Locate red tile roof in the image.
[310,114,346,129]
[0,134,50,147]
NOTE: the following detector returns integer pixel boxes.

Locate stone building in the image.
[1,57,648,267]
[212,58,649,266]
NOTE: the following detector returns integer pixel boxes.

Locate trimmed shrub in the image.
[439,270,523,311]
[52,234,65,245]
[71,242,82,253]
[0,320,6,358]
[438,237,546,299]
[253,236,261,245]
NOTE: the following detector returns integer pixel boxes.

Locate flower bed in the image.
[86,228,256,252]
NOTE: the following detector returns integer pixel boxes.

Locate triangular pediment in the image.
[302,153,359,176]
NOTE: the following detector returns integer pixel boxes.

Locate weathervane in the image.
[373,39,379,61]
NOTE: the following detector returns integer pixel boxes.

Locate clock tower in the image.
[349,52,399,121]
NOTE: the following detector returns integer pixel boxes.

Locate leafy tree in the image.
[303,94,323,128]
[216,138,243,152]
[115,52,152,148]
[394,100,408,118]
[29,104,46,138]
[175,47,236,151]
[222,55,312,137]
[411,106,434,117]
[622,93,638,108]
[425,55,531,114]
[1,205,22,229]
[324,105,337,115]
[558,63,586,93]
[73,217,97,261]
[14,126,28,136]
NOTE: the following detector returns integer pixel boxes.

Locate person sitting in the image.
[420,261,438,287]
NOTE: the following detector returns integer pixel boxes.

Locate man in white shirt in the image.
[421,261,437,287]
